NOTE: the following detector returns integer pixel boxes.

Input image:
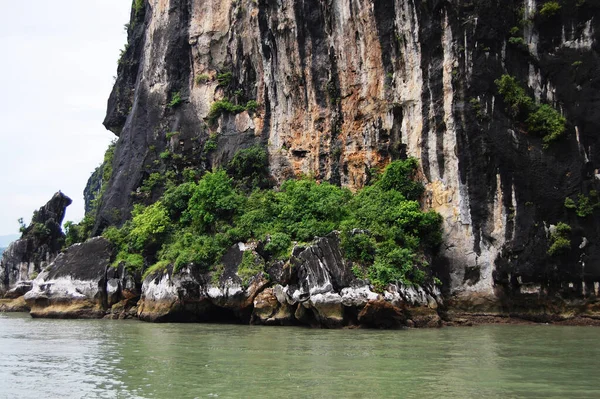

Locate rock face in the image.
[92,0,600,315]
[24,237,138,319]
[138,233,442,327]
[0,192,72,297]
[138,243,270,322]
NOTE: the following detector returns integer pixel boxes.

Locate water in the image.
[1,313,599,398]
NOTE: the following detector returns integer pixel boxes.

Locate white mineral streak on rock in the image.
[561,19,595,50]
[524,0,539,58]
[289,287,304,304]
[206,286,220,299]
[25,274,95,302]
[441,13,507,300]
[141,272,178,302]
[340,285,380,307]
[224,280,244,297]
[520,283,541,294]
[273,284,288,305]
[425,73,439,181]
[308,292,342,307]
[511,183,518,240]
[527,64,557,104]
[575,126,590,162]
[396,0,424,160]
[474,174,506,296]
[207,279,243,300]
[528,64,543,102]
[306,258,335,297]
[384,284,441,308]
[545,78,557,104]
[107,279,120,298]
[465,17,477,83]
[420,12,498,300]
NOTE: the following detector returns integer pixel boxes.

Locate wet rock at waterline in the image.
[24,237,139,319]
[138,233,443,328]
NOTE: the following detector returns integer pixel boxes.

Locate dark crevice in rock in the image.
[373,0,396,79]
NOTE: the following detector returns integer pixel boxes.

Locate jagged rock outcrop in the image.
[138,243,271,322]
[138,233,442,327]
[24,237,139,319]
[0,191,72,297]
[91,0,600,316]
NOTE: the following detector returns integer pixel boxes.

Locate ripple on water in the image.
[1,313,600,398]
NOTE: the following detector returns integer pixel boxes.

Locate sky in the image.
[0,0,132,235]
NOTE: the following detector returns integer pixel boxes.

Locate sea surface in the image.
[0,312,599,398]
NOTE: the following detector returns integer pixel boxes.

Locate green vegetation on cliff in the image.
[207,99,259,123]
[495,74,566,148]
[539,1,561,18]
[64,141,116,247]
[547,222,571,256]
[133,0,145,16]
[103,148,442,288]
[564,190,599,218]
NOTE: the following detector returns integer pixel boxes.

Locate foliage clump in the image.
[495,74,566,148]
[245,100,259,112]
[339,161,442,289]
[539,1,561,17]
[195,74,210,85]
[167,92,182,108]
[508,36,526,47]
[217,72,233,87]
[495,75,534,118]
[564,191,599,217]
[134,0,145,16]
[204,136,218,152]
[207,99,259,122]
[237,251,266,287]
[547,222,571,256]
[227,145,270,191]
[526,104,566,147]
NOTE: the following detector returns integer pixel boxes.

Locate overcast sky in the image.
[0,1,131,235]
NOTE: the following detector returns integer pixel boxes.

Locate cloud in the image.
[0,0,131,235]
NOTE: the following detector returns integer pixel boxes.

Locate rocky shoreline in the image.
[3,233,600,328]
[2,192,599,328]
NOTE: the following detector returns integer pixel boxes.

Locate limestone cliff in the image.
[92,0,600,313]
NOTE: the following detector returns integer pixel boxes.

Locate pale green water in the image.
[1,313,599,398]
